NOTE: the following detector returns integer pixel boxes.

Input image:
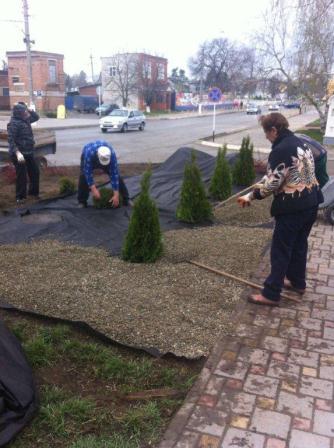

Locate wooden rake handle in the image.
[214,179,266,210]
[188,260,301,303]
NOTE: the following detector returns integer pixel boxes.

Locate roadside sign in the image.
[208,87,222,102]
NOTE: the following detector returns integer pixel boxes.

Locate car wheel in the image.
[139,122,145,131]
[324,206,334,225]
[101,128,107,133]
[121,123,128,133]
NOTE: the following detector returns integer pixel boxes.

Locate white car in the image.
[268,103,280,111]
[246,103,261,114]
[99,109,146,133]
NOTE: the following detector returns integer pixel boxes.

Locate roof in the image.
[6,50,64,59]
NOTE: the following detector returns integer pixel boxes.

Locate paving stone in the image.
[198,394,217,407]
[327,300,334,311]
[199,434,220,448]
[271,308,297,319]
[289,339,306,349]
[244,374,279,398]
[205,376,225,395]
[277,391,313,419]
[320,354,334,366]
[214,360,248,380]
[314,410,334,437]
[236,324,262,338]
[174,431,199,447]
[221,351,238,361]
[279,326,307,341]
[266,438,286,448]
[289,429,330,448]
[221,428,265,448]
[186,406,227,437]
[271,352,287,362]
[256,397,275,410]
[250,408,291,438]
[217,391,256,416]
[300,376,333,399]
[254,316,280,328]
[262,336,288,353]
[238,348,270,366]
[226,379,243,390]
[312,308,334,321]
[320,366,334,380]
[302,367,317,377]
[324,327,334,340]
[230,415,250,429]
[287,348,319,367]
[267,360,300,381]
[307,337,334,355]
[298,317,322,331]
[293,417,311,430]
[316,399,333,411]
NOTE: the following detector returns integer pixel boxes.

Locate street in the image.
[46,110,263,166]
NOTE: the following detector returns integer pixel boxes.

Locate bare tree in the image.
[256,0,334,128]
[106,53,139,107]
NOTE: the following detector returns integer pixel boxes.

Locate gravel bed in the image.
[0,202,272,358]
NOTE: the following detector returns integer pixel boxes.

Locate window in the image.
[143,62,151,79]
[157,63,165,80]
[2,87,9,96]
[48,60,57,83]
[12,76,20,83]
[109,66,117,77]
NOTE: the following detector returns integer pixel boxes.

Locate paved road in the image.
[46,111,263,166]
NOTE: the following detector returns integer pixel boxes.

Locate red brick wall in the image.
[0,70,10,109]
[79,85,99,96]
[6,51,65,112]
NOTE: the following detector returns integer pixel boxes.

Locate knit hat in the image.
[12,103,28,118]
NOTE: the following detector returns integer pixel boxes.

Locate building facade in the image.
[101,53,170,111]
[0,70,10,110]
[6,50,65,112]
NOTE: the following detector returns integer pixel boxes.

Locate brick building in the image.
[101,53,170,111]
[0,70,10,110]
[6,50,65,112]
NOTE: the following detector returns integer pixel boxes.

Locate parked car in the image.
[99,109,146,133]
[95,103,119,116]
[268,103,280,111]
[283,102,301,109]
[73,95,98,113]
[246,103,261,114]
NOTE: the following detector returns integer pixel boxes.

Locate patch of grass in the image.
[297,128,324,142]
[10,322,28,342]
[122,401,161,441]
[70,435,140,448]
[306,118,320,127]
[38,386,98,437]
[23,334,56,367]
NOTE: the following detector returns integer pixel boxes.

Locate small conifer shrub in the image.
[209,145,232,201]
[93,187,120,208]
[122,169,163,263]
[59,177,76,195]
[176,151,213,223]
[232,135,256,186]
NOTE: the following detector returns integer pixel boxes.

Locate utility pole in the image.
[90,54,94,82]
[22,0,34,108]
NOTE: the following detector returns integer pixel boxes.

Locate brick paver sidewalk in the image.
[159,221,334,448]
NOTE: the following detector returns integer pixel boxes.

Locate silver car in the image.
[99,108,146,133]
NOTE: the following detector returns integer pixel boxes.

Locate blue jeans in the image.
[262,207,318,302]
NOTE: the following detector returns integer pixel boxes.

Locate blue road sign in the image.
[208,87,222,102]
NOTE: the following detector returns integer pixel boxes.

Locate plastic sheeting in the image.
[0,147,236,254]
[0,318,38,447]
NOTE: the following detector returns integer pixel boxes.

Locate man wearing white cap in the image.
[77,140,130,208]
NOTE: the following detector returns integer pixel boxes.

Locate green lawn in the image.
[296,128,324,143]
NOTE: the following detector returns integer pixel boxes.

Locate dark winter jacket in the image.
[7,108,39,156]
[253,129,323,216]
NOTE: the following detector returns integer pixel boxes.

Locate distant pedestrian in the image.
[7,102,40,204]
[77,140,130,208]
[240,101,243,110]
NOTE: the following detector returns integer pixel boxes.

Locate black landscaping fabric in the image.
[0,318,38,447]
[0,147,237,254]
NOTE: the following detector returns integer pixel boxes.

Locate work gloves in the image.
[16,151,25,164]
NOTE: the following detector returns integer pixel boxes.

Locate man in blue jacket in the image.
[77,140,130,208]
[7,102,40,203]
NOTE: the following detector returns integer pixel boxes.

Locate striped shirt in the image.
[82,140,119,191]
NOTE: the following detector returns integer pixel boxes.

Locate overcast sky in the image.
[1,0,269,79]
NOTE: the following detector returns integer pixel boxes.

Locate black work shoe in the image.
[78,202,87,209]
[16,198,26,205]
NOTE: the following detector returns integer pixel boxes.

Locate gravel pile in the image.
[0,202,272,358]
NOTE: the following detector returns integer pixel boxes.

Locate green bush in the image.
[45,111,57,118]
[59,177,76,195]
[122,170,163,263]
[176,151,213,224]
[92,187,124,209]
[233,135,256,186]
[209,145,232,201]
